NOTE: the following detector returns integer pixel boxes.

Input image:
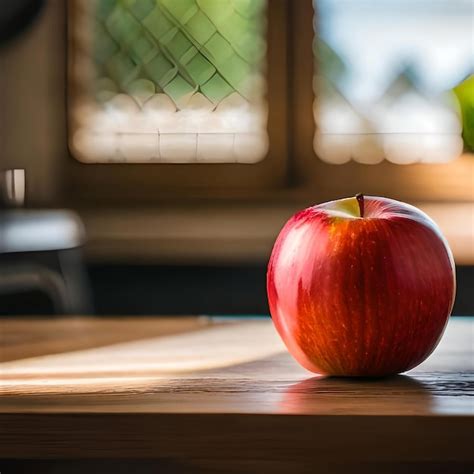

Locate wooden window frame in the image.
[65,0,473,206]
[291,1,474,204]
[65,0,290,206]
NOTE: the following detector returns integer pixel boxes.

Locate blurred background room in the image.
[0,0,473,317]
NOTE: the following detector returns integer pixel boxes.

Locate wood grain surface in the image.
[0,316,473,473]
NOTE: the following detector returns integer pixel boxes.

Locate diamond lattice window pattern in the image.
[70,0,268,163]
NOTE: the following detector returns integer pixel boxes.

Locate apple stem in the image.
[356,193,365,218]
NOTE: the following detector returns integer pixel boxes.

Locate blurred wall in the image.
[0,0,66,207]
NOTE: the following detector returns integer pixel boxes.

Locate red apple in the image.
[267,194,455,376]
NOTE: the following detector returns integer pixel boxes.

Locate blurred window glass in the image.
[69,0,268,163]
[314,0,473,165]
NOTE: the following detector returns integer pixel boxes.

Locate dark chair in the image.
[0,170,93,315]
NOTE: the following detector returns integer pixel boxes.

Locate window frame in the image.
[291,0,474,204]
[65,0,290,206]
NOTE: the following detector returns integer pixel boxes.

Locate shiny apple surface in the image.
[267,195,455,376]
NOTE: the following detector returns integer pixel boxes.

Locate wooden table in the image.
[0,316,472,473]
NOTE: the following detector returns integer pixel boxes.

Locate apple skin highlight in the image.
[267,195,456,377]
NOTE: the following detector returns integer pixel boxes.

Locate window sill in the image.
[78,201,474,264]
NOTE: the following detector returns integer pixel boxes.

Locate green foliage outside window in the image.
[93,0,266,107]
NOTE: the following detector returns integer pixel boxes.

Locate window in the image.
[64,0,472,205]
[69,0,268,163]
[313,0,473,165]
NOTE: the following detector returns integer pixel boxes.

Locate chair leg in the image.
[0,263,71,314]
[57,248,94,315]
